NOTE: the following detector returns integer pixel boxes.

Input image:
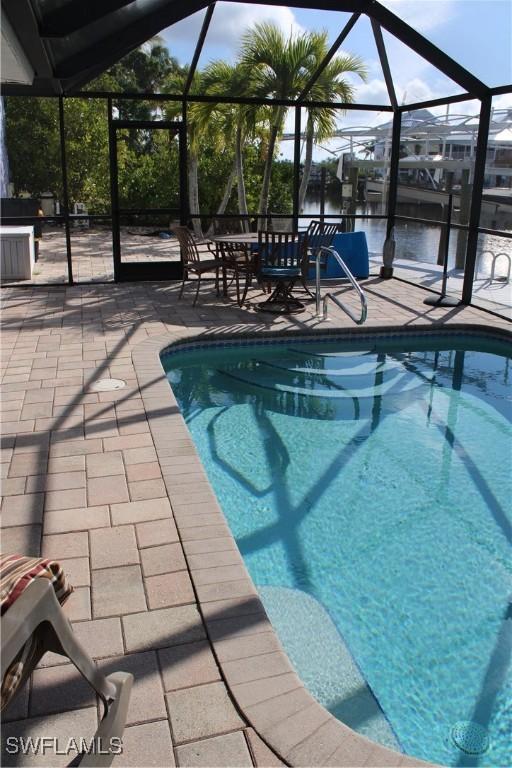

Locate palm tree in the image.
[166,63,263,237]
[165,69,218,237]
[239,23,320,227]
[298,34,367,213]
[195,61,262,228]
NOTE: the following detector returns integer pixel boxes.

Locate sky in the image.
[157,0,512,160]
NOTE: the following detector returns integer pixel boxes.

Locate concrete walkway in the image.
[1,278,510,767]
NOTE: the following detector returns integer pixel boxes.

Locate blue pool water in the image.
[163,333,512,767]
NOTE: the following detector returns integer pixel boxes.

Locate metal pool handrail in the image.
[315,246,368,325]
[476,250,512,283]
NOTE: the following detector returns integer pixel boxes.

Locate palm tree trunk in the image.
[257,106,284,230]
[221,165,236,215]
[206,161,237,236]
[188,151,202,238]
[235,124,249,230]
[298,115,314,214]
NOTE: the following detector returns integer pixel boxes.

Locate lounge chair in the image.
[1,554,132,767]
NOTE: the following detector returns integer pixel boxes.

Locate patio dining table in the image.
[210,232,307,307]
[210,233,260,244]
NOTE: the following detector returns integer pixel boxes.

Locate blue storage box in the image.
[307,231,369,279]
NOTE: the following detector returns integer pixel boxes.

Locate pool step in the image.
[258,585,401,752]
[261,358,405,378]
[287,347,376,360]
[217,359,433,401]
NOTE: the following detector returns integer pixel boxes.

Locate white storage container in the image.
[0,226,35,280]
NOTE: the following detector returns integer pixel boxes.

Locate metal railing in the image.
[476,250,511,283]
[315,246,368,324]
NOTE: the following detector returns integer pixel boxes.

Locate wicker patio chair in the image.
[172,225,223,306]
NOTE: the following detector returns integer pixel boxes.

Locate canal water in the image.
[303,193,511,280]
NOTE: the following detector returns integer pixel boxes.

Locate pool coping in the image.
[132,323,511,768]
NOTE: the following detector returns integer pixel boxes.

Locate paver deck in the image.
[368,254,512,319]
[1,277,510,767]
[3,229,511,323]
[2,229,181,285]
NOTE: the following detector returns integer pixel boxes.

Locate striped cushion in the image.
[1,553,73,711]
[1,554,73,614]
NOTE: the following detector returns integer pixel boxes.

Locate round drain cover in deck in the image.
[450,722,489,755]
[90,378,126,392]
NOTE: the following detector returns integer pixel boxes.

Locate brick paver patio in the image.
[1,276,510,767]
[3,229,510,323]
[2,229,181,285]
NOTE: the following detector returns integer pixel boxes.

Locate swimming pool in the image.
[163,331,512,767]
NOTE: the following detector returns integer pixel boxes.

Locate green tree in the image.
[5,97,61,199]
[115,127,180,211]
[5,40,185,212]
[5,31,367,230]
[195,61,264,228]
[239,23,319,226]
[63,98,111,213]
[298,33,366,213]
[164,69,222,237]
[164,64,262,237]
[92,39,186,156]
[5,96,111,213]
[90,38,184,120]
